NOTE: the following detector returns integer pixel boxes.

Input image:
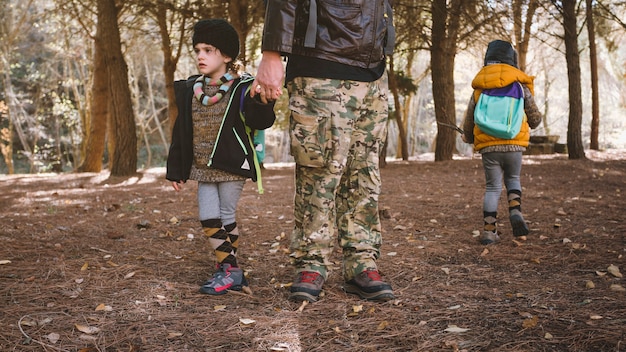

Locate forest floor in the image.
[1,149,625,352]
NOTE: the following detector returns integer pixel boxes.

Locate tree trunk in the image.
[431,0,460,161]
[78,32,108,173]
[99,0,138,176]
[561,0,586,159]
[154,1,180,137]
[388,57,409,160]
[586,0,600,150]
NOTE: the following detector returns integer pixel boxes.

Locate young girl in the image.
[461,40,542,245]
[166,19,275,294]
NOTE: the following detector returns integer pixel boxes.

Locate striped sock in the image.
[483,211,497,233]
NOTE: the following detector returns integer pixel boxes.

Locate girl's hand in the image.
[172,181,184,191]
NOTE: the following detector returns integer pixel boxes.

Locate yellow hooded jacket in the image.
[471,64,535,151]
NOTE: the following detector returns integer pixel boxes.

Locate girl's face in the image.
[194,43,231,79]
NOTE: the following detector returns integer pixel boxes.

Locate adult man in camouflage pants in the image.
[253,0,396,302]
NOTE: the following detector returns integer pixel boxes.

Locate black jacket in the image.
[261,0,395,69]
[166,74,275,183]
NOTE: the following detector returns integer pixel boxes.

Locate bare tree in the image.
[430,0,463,161]
[512,0,540,72]
[98,0,138,175]
[0,0,37,173]
[553,0,586,159]
[586,0,600,150]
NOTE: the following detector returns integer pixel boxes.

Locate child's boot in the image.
[508,190,529,237]
[479,211,500,245]
[199,220,247,295]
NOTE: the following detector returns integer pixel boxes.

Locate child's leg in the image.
[217,180,245,266]
[197,181,247,295]
[480,153,503,244]
[502,152,529,236]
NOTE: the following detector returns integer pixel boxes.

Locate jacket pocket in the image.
[289,112,329,167]
[315,0,363,58]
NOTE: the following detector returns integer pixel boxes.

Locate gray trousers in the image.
[481,151,522,213]
[197,181,245,225]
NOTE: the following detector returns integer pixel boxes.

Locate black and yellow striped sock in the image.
[508,190,522,214]
[205,222,238,267]
[201,218,235,266]
[483,211,497,233]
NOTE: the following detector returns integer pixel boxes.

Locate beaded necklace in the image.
[193,72,236,106]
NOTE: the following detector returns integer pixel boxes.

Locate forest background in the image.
[1,0,626,176]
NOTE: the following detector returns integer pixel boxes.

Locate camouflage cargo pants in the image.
[286,75,389,281]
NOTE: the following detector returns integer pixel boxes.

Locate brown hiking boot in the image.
[289,271,324,303]
[343,268,395,301]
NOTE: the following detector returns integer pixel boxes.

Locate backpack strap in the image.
[239,85,265,194]
[304,0,318,48]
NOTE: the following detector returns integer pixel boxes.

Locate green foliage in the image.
[391,70,419,96]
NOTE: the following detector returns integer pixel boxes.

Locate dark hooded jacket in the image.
[166,74,275,183]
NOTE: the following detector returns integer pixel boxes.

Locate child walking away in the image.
[461,40,542,245]
[166,19,276,294]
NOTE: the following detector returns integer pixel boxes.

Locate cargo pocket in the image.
[289,112,329,167]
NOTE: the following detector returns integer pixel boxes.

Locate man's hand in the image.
[251,51,284,104]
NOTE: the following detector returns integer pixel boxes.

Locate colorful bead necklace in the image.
[193,73,236,106]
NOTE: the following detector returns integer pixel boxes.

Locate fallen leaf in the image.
[20,318,37,327]
[0,260,11,265]
[387,252,397,256]
[607,264,622,278]
[239,318,256,325]
[480,248,489,257]
[441,267,450,275]
[167,332,183,339]
[444,325,470,333]
[75,324,100,334]
[46,332,60,344]
[562,238,571,244]
[610,284,625,292]
[95,303,113,311]
[124,272,136,279]
[585,281,595,289]
[80,262,89,271]
[522,316,538,329]
[590,314,603,320]
[214,305,226,311]
[352,305,363,313]
[377,321,389,330]
[544,332,554,339]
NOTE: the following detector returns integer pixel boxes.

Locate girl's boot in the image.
[479,211,500,245]
[199,220,247,295]
[508,190,529,237]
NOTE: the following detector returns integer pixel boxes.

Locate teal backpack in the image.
[474,82,525,139]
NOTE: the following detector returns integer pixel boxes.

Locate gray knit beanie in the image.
[484,40,518,68]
